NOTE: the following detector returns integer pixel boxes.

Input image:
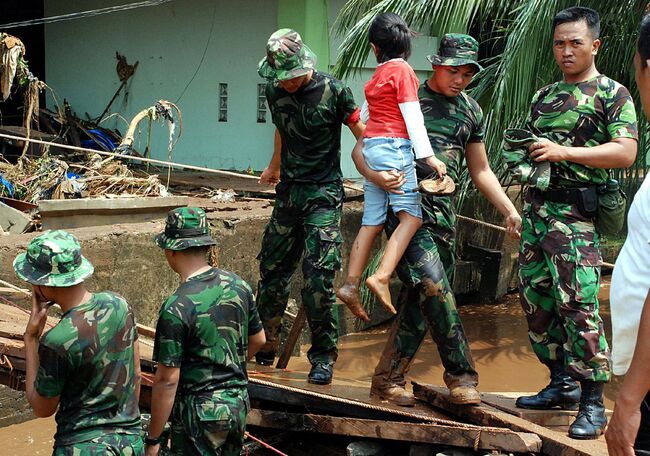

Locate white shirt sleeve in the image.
[399,101,434,159]
[360,100,370,124]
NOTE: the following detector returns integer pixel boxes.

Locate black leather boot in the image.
[516,363,581,410]
[569,381,607,439]
[308,362,333,385]
[255,351,275,366]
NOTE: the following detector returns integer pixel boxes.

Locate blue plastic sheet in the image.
[0,174,14,197]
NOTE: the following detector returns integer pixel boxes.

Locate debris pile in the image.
[0,154,165,203]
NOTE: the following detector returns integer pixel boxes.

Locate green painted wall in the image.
[44,0,279,173]
[277,0,330,72]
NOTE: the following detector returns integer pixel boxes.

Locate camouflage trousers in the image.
[53,433,143,455]
[373,196,478,389]
[518,188,610,382]
[170,389,248,456]
[256,181,343,365]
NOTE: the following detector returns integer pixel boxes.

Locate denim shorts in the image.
[361,137,421,226]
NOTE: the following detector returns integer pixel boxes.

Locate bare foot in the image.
[365,275,396,315]
[336,284,370,322]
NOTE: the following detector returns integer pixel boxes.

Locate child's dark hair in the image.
[552,6,600,39]
[368,12,413,63]
[639,13,650,68]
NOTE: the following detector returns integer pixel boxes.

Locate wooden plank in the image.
[136,323,156,339]
[275,305,306,369]
[0,336,25,358]
[247,409,541,453]
[412,382,607,456]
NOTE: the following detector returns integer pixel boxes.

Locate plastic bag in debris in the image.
[0,173,14,197]
[210,189,236,203]
[63,171,86,196]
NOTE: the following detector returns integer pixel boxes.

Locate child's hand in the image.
[423,156,447,177]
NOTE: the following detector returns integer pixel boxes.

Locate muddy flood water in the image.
[0,277,620,454]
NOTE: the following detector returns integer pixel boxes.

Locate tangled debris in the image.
[0,153,166,203]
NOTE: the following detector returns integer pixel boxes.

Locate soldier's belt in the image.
[531,186,598,217]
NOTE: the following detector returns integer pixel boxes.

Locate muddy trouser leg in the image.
[256,202,304,356]
[302,197,342,366]
[519,195,610,382]
[372,215,477,389]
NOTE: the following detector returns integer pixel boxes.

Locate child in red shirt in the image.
[337,13,446,321]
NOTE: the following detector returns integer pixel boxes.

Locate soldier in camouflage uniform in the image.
[146,207,265,456]
[255,29,363,384]
[353,34,521,407]
[13,230,144,455]
[513,7,638,439]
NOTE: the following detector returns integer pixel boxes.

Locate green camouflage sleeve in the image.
[245,281,263,335]
[153,300,187,367]
[35,343,67,398]
[605,85,638,140]
[335,82,358,125]
[469,102,485,143]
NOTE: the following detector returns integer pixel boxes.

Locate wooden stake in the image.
[275,305,306,369]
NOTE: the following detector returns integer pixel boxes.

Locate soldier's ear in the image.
[592,38,601,55]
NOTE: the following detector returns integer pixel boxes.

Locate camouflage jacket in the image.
[153,267,263,396]
[417,81,485,184]
[265,71,358,184]
[36,292,141,446]
[527,74,638,186]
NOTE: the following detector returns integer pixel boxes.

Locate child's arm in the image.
[399,101,447,177]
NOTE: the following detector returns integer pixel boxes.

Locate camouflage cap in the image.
[155,207,216,251]
[427,33,483,72]
[13,230,94,287]
[258,28,317,81]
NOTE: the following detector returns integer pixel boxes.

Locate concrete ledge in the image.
[38,196,189,230]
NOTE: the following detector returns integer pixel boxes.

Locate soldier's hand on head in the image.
[504,211,522,240]
[528,138,569,163]
[24,286,51,340]
[259,167,280,186]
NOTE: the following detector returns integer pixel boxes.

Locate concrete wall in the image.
[0,206,372,328]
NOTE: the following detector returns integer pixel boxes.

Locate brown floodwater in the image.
[0,277,620,454]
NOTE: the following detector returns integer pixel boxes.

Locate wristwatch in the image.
[145,434,163,446]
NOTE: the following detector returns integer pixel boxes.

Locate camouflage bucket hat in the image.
[155,207,216,251]
[427,33,483,72]
[13,230,94,287]
[258,28,317,81]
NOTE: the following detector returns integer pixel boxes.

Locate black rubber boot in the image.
[255,351,275,366]
[308,362,333,385]
[516,363,581,410]
[569,381,607,440]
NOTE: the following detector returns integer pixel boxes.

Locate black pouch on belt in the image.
[576,187,599,218]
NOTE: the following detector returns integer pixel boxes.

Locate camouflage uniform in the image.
[154,207,263,456]
[373,36,484,392]
[519,74,638,382]
[12,230,143,455]
[256,30,359,366]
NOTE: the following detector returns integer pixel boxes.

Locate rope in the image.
[244,431,288,456]
[248,376,509,433]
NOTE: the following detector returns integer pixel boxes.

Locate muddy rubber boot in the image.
[568,381,607,440]
[516,363,581,410]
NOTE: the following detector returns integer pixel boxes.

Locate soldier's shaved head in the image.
[553,7,600,40]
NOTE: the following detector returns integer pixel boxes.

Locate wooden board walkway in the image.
[413,381,608,456]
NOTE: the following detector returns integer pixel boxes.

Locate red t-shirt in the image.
[363,59,419,138]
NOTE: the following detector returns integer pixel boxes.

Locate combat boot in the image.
[516,363,581,410]
[568,381,607,439]
[255,351,275,366]
[449,385,481,405]
[370,380,416,407]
